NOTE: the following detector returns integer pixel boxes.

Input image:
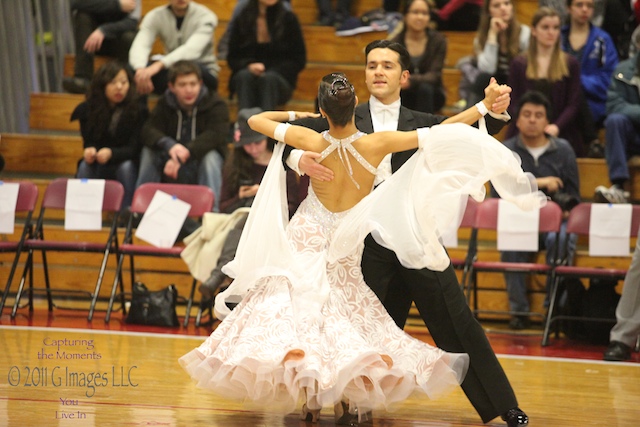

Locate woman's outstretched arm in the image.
[247,111,321,151]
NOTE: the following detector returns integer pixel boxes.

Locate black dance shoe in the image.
[603,341,632,362]
[501,407,529,426]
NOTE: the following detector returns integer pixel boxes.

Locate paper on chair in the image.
[589,203,632,256]
[497,199,540,252]
[64,179,105,230]
[135,190,191,248]
[0,182,20,233]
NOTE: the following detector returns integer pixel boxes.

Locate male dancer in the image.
[285,40,528,426]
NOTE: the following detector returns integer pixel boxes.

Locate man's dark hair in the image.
[517,90,552,120]
[364,40,411,71]
[168,60,202,84]
[317,73,356,127]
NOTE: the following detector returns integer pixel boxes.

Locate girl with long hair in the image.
[506,7,584,155]
[390,0,447,113]
[71,61,147,209]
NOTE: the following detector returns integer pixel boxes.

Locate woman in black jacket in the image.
[227,0,306,110]
[71,61,148,209]
[390,0,447,113]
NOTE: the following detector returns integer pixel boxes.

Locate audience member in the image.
[560,0,618,156]
[316,0,353,27]
[507,7,584,156]
[137,60,228,212]
[593,40,640,204]
[227,0,306,111]
[630,24,640,57]
[71,61,148,210]
[461,0,530,107]
[63,0,140,94]
[390,0,447,113]
[433,0,482,31]
[600,0,638,60]
[217,0,292,60]
[603,237,640,361]
[495,91,579,330]
[539,0,569,23]
[128,0,219,95]
[199,107,300,301]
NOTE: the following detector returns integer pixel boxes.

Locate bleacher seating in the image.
[0,0,627,323]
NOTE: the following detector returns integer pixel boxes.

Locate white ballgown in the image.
[179,124,544,416]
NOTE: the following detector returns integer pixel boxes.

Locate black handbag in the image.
[125,282,180,327]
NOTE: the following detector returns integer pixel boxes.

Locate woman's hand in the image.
[544,124,560,137]
[291,111,321,121]
[239,184,259,198]
[95,148,112,164]
[83,147,97,164]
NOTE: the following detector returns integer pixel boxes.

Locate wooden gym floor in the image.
[1,303,639,427]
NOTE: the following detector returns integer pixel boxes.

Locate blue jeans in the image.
[604,113,640,183]
[136,147,223,212]
[500,221,576,314]
[76,159,137,209]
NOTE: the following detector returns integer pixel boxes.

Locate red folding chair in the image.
[104,183,214,326]
[10,178,124,320]
[542,203,640,346]
[0,181,38,312]
[465,198,563,323]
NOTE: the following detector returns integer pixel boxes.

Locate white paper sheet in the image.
[135,190,191,248]
[497,199,540,252]
[589,203,632,256]
[64,179,105,230]
[0,182,20,234]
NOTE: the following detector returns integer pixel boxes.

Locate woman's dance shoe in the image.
[300,404,320,423]
[334,401,372,425]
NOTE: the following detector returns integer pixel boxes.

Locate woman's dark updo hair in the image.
[317,73,356,127]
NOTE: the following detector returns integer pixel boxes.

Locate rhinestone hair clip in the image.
[329,75,354,96]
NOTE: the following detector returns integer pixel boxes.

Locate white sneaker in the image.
[594,185,629,204]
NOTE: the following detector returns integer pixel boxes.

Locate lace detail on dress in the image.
[318,131,376,189]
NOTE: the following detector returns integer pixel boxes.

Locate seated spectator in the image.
[561,0,618,157]
[389,0,447,113]
[63,0,140,94]
[217,0,292,60]
[128,0,219,95]
[227,0,306,111]
[137,60,228,212]
[433,0,482,31]
[460,0,529,108]
[316,0,353,27]
[507,7,584,156]
[496,91,580,329]
[603,236,640,361]
[71,61,148,210]
[199,108,300,301]
[594,38,640,204]
[539,0,569,23]
[601,0,638,60]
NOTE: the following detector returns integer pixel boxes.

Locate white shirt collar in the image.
[369,96,401,132]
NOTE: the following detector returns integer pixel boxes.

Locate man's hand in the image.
[83,147,97,164]
[119,0,136,13]
[484,77,511,114]
[168,144,190,164]
[135,62,164,95]
[84,29,105,53]
[239,184,259,199]
[299,151,334,181]
[544,124,560,137]
[248,63,265,76]
[537,176,563,193]
[163,158,181,180]
[95,148,112,164]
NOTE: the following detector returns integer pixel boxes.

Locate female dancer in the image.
[181,73,543,424]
